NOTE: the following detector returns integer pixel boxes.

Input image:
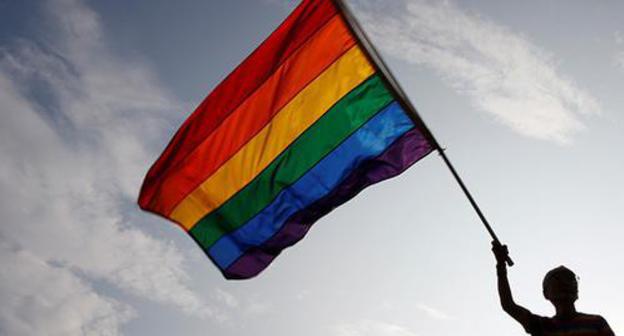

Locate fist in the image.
[491,241,509,265]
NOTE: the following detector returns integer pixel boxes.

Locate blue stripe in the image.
[209,101,413,269]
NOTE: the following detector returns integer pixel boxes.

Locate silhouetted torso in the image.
[525,312,614,336]
[491,242,615,336]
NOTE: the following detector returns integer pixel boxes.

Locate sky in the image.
[0,0,622,335]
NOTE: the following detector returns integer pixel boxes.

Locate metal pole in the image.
[332,0,513,266]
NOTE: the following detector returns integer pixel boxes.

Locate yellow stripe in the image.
[170,46,374,230]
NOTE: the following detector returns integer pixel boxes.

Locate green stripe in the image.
[190,74,392,249]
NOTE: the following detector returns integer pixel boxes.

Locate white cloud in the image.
[615,53,624,70]
[214,288,239,309]
[352,0,600,144]
[244,300,272,316]
[615,31,624,45]
[414,303,450,320]
[0,244,135,336]
[333,320,418,336]
[615,51,624,70]
[211,290,272,319]
[0,0,218,333]
[615,32,624,71]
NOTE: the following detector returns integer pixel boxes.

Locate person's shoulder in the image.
[576,312,608,322]
[575,313,614,333]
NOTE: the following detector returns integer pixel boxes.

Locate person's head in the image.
[543,266,578,304]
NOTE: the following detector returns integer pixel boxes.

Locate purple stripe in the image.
[223,128,433,279]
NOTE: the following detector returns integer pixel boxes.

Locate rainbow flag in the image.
[138,0,434,279]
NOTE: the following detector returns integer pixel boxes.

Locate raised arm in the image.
[492,241,534,329]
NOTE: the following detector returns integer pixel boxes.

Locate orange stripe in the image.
[170,47,374,230]
[151,15,356,217]
[138,0,338,213]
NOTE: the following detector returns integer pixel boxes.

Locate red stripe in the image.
[138,0,338,211]
[146,17,356,217]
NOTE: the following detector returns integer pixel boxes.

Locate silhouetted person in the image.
[492,241,615,335]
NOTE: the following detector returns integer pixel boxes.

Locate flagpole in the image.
[332,0,513,266]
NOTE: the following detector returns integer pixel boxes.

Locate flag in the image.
[138,0,434,279]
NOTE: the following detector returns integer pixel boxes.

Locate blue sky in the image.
[1,0,623,335]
